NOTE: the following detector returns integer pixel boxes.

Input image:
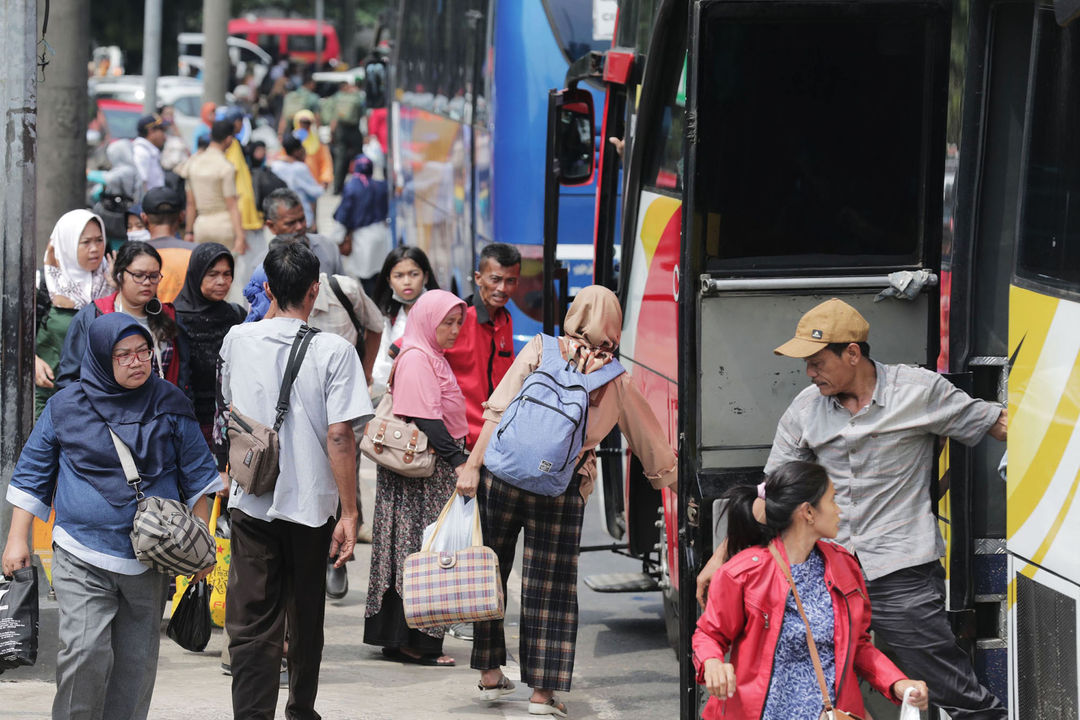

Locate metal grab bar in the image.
[700,273,938,295]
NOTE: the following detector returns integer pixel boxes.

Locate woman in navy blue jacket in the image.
[2,313,223,720]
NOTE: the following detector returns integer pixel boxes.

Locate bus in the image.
[546,0,1080,717]
[386,0,618,346]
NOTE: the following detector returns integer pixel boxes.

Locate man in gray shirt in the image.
[263,187,345,276]
[766,298,1007,719]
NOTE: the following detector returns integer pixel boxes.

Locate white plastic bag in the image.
[421,494,476,553]
[899,687,921,720]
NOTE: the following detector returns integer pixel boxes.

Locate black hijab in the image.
[49,313,196,507]
[174,242,235,316]
[173,242,243,422]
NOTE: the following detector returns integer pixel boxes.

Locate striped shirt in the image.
[765,362,1001,581]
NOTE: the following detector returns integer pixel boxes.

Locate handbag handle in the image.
[420,490,484,552]
[208,494,222,537]
[768,540,836,714]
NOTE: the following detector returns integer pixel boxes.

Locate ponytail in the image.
[720,461,831,559]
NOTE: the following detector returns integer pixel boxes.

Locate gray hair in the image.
[263,188,303,221]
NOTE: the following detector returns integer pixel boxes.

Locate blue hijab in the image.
[243,264,271,322]
[49,313,196,507]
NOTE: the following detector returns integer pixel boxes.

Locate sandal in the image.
[478,675,516,701]
[414,653,456,666]
[380,647,455,666]
[529,697,568,717]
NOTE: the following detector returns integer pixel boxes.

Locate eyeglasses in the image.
[113,348,153,366]
[125,270,163,284]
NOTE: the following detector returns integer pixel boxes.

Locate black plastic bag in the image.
[166,580,212,652]
[0,566,39,673]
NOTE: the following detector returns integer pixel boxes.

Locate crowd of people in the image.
[1,63,1009,718]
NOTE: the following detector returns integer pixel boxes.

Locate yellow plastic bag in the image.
[172,495,231,627]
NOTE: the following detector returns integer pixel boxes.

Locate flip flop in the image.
[478,675,516,701]
[529,697,568,717]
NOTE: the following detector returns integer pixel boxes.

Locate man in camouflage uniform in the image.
[278,71,320,140]
[330,79,366,194]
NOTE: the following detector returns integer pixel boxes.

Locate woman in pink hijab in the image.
[364,289,467,667]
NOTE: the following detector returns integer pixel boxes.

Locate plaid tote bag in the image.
[402,492,504,629]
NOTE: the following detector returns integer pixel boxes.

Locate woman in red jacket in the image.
[693,461,929,719]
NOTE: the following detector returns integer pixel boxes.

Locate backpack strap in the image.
[582,358,626,392]
[326,274,365,357]
[273,325,320,431]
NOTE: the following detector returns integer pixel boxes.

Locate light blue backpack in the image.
[484,334,625,496]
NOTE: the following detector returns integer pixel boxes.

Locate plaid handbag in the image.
[402,492,504,629]
[110,429,215,576]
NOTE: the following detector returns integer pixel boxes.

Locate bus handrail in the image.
[700,273,938,295]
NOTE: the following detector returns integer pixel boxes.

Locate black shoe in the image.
[326,559,348,600]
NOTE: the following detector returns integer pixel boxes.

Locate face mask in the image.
[127,229,151,242]
[392,288,423,306]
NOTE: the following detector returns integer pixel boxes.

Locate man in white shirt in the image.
[306,269,384,596]
[132,114,167,193]
[218,241,374,718]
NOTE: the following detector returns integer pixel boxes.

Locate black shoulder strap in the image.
[274,325,320,431]
[326,274,365,357]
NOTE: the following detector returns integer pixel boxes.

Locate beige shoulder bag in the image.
[359,347,437,477]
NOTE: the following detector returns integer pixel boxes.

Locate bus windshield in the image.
[544,0,617,63]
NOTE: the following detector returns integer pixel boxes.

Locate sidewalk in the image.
[0,462,541,720]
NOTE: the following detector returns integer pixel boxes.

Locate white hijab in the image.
[44,209,111,309]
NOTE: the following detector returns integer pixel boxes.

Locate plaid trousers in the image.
[470,470,585,692]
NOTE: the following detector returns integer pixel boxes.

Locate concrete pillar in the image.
[34,0,88,260]
[142,0,162,113]
[0,0,37,544]
[341,0,357,66]
[201,0,229,105]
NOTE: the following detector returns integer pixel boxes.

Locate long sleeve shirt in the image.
[7,404,221,574]
[765,361,1001,580]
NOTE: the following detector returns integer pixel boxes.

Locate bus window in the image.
[696,16,931,270]
[543,0,616,63]
[257,34,278,61]
[616,0,659,56]
[641,59,686,193]
[1017,13,1080,294]
[397,0,483,118]
[287,33,317,54]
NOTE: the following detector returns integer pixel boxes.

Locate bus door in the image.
[675,3,952,717]
[946,1,1035,709]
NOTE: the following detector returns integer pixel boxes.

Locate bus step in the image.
[584,572,660,593]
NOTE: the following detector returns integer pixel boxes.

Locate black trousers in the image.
[227,510,334,720]
[866,561,1007,720]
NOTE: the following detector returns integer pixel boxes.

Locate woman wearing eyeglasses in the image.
[3,313,222,720]
[55,241,190,394]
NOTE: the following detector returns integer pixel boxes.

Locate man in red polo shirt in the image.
[445,243,521,450]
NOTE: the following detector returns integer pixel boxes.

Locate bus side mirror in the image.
[555,88,595,186]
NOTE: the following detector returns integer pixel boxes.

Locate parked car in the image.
[177,33,272,87]
[89,75,232,147]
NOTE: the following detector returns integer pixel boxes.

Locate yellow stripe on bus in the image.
[1006,357,1080,536]
[1026,467,1080,568]
[1007,287,1059,487]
